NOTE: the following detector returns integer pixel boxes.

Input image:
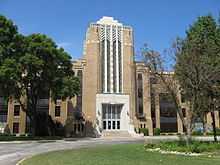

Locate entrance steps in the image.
[101,131,132,138]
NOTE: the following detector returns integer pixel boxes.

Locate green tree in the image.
[0,15,80,135]
[142,45,192,144]
[175,15,220,142]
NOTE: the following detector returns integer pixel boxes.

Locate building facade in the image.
[0,17,219,136]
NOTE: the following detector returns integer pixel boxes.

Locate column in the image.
[143,71,153,136]
[214,111,219,128]
[155,93,160,129]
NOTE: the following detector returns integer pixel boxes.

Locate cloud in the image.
[57,42,73,48]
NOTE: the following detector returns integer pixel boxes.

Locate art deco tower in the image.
[82,17,136,135]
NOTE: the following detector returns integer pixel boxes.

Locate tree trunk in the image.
[185,121,192,146]
[211,111,217,142]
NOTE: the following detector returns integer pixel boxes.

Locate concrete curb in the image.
[16,158,26,165]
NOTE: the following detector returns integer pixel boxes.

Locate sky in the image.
[0,0,220,60]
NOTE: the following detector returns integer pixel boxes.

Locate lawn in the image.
[21,143,220,165]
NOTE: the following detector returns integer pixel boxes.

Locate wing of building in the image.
[0,17,218,136]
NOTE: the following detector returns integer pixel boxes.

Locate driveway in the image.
[0,137,144,165]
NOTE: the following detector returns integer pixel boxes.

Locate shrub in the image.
[4,124,11,135]
[207,128,220,136]
[192,130,203,136]
[139,128,149,136]
[145,141,220,153]
[153,128,160,136]
[134,128,139,133]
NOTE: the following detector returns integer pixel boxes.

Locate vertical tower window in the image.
[55,105,61,117]
[14,105,20,116]
[13,122,19,134]
[100,25,123,94]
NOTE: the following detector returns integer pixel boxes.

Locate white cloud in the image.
[57,42,72,48]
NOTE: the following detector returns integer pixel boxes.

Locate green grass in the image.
[21,143,220,165]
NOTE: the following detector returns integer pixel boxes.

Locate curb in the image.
[16,158,26,165]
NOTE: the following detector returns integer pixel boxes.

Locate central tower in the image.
[98,17,123,93]
[82,17,136,136]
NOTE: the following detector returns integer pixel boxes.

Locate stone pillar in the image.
[155,93,160,129]
[206,112,212,132]
[177,113,183,134]
[19,106,26,134]
[206,111,219,129]
[143,70,153,136]
[7,97,14,134]
[214,111,219,128]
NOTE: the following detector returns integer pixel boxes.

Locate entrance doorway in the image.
[102,104,123,130]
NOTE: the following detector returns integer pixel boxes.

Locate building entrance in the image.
[102,104,122,130]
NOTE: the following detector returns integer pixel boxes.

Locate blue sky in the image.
[0,0,220,59]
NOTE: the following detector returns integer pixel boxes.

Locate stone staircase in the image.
[101,130,132,138]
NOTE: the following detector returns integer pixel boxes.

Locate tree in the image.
[0,15,80,135]
[141,44,193,144]
[175,15,220,142]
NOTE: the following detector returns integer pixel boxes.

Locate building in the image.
[0,16,219,136]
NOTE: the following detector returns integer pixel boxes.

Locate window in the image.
[181,93,186,103]
[55,105,61,117]
[182,108,186,118]
[13,122,19,134]
[14,105,20,116]
[137,73,142,80]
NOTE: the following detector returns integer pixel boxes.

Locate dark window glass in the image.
[74,124,77,132]
[138,88,143,98]
[113,40,117,92]
[55,106,61,117]
[101,40,105,92]
[14,105,20,116]
[181,93,186,103]
[108,121,111,129]
[81,124,84,132]
[103,121,106,130]
[13,122,19,134]
[138,74,142,80]
[112,121,116,129]
[117,121,120,129]
[107,40,111,92]
[118,41,122,92]
[102,104,107,119]
[182,108,186,118]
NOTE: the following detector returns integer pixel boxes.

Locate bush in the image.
[192,130,203,136]
[153,128,160,136]
[144,141,220,153]
[139,128,149,136]
[134,128,139,133]
[4,124,11,135]
[207,128,220,136]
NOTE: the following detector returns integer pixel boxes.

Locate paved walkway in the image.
[0,137,144,165]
